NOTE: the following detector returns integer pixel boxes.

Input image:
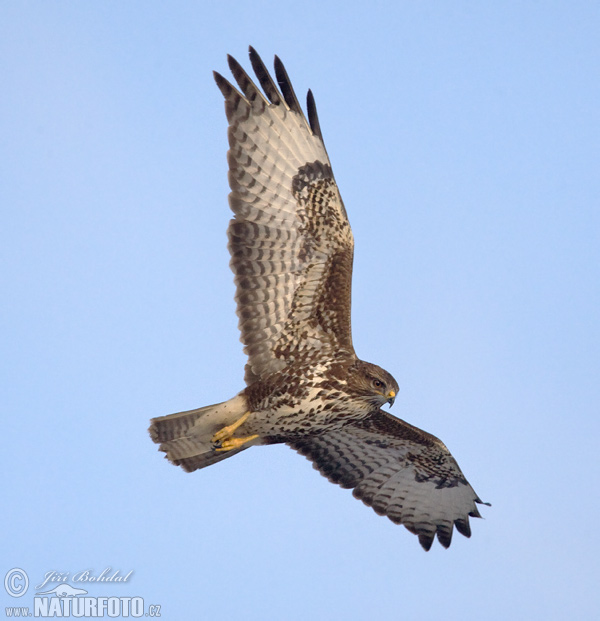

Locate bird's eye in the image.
[372,378,384,389]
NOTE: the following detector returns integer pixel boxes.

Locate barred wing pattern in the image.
[289,410,489,550]
[214,49,355,385]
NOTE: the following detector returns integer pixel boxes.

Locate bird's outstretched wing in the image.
[214,48,355,385]
[288,410,489,550]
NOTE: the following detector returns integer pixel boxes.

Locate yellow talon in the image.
[212,412,257,451]
[212,411,251,443]
[214,434,259,452]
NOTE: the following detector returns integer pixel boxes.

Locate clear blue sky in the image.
[2,2,599,619]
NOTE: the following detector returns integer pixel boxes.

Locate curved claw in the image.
[214,434,259,452]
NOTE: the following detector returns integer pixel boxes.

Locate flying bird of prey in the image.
[149,47,489,550]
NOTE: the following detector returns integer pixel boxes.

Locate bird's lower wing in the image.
[288,410,489,550]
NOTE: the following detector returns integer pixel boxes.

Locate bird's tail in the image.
[149,394,252,472]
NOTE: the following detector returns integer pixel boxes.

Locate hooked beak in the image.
[387,390,396,407]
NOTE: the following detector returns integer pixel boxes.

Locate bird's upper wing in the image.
[214,48,355,385]
[288,410,489,550]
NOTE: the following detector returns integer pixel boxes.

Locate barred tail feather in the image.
[149,394,249,472]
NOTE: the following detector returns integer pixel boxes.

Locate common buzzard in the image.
[149,48,489,550]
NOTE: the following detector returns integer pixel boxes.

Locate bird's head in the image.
[347,360,399,409]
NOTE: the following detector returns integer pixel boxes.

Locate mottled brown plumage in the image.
[149,47,488,550]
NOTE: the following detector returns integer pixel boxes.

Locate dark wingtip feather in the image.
[213,71,234,98]
[307,89,324,141]
[248,46,281,104]
[226,53,261,101]
[436,524,453,549]
[455,518,472,538]
[418,532,435,552]
[213,70,249,122]
[274,54,303,115]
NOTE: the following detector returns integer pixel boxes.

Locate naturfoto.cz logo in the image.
[4,568,161,618]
